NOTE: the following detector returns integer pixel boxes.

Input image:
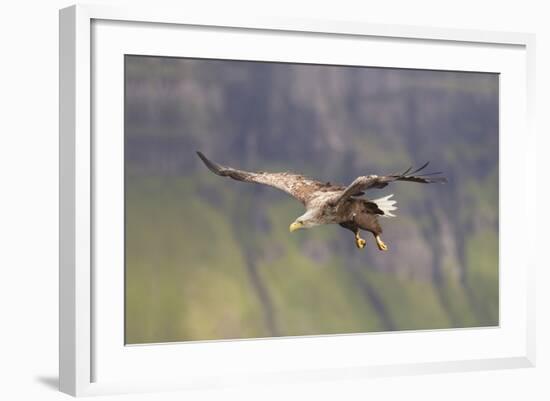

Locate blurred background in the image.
[124,55,498,344]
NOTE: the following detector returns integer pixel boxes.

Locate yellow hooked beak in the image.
[289,221,303,232]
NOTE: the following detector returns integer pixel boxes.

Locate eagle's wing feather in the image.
[197,152,331,204]
[334,162,447,207]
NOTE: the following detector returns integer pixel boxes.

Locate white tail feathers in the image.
[372,194,397,218]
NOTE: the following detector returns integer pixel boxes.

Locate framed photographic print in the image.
[59,4,536,396]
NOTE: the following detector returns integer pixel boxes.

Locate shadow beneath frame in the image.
[35,376,58,391]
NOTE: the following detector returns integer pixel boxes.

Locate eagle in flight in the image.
[197,152,446,251]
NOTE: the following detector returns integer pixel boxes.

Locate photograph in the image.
[124,55,499,344]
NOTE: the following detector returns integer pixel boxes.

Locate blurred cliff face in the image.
[125,56,499,344]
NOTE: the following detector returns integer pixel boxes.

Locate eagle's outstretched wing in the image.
[197,152,337,205]
[333,162,447,207]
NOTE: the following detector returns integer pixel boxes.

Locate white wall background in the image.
[0,0,547,399]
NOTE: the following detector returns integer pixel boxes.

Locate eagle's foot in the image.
[355,232,367,249]
[375,235,388,251]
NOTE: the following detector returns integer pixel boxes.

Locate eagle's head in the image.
[289,209,322,232]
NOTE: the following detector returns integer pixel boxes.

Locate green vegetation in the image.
[125,175,498,343]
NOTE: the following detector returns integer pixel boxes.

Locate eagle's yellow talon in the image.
[375,235,388,251]
[354,232,366,249]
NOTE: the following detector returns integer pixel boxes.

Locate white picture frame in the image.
[59,4,536,397]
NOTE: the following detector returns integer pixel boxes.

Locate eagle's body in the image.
[197,152,446,250]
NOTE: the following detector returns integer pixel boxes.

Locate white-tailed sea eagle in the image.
[197,151,447,251]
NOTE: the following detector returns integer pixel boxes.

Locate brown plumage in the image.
[197,151,446,251]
